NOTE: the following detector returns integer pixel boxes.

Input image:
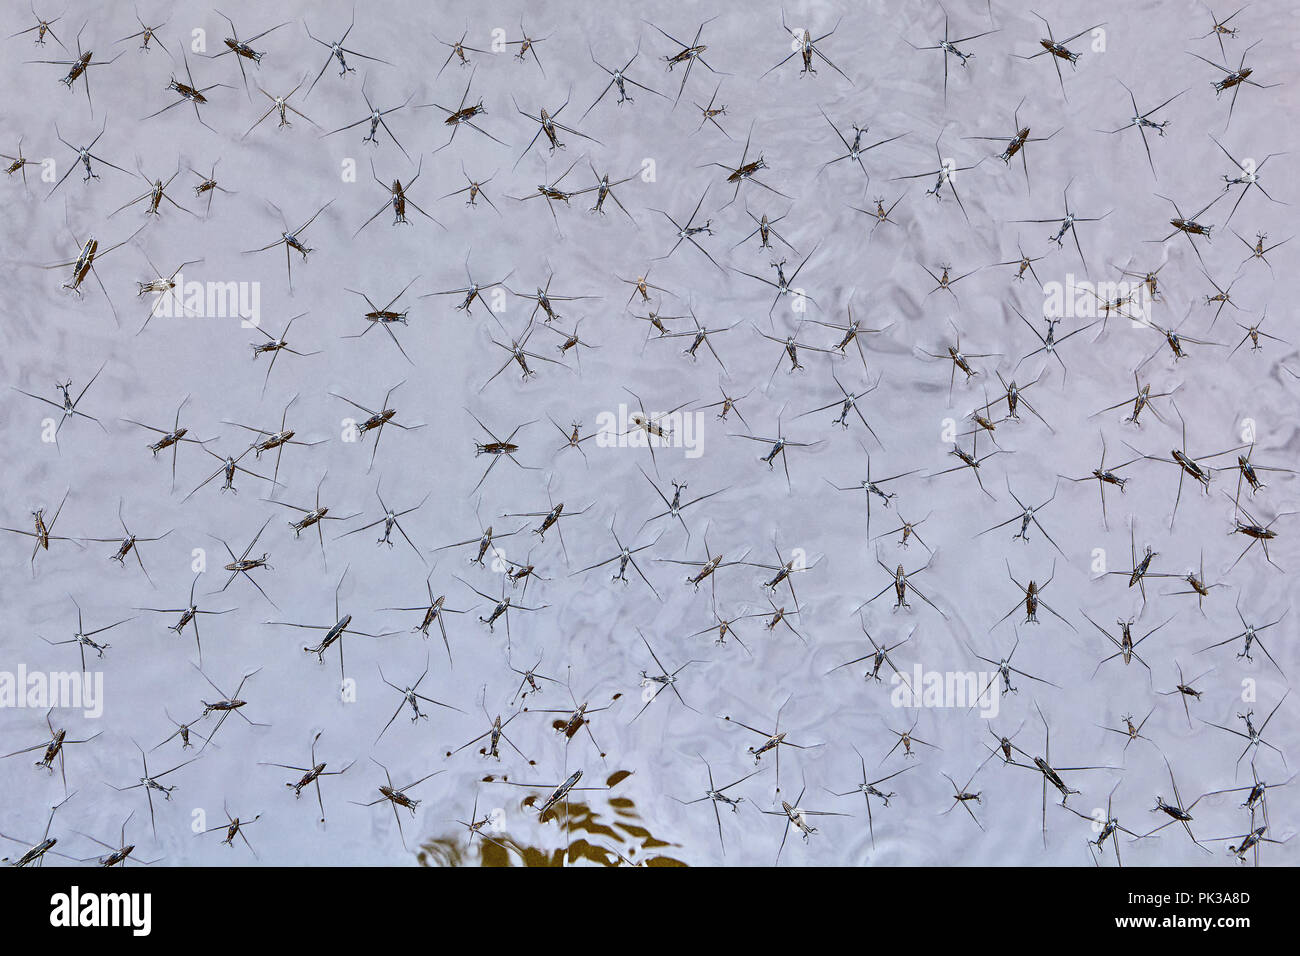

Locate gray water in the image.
[0,0,1295,867]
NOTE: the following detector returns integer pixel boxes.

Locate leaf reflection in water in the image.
[419,770,687,867]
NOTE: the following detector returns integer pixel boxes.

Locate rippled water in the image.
[0,0,1296,867]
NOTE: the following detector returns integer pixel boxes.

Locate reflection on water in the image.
[418,770,687,867]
